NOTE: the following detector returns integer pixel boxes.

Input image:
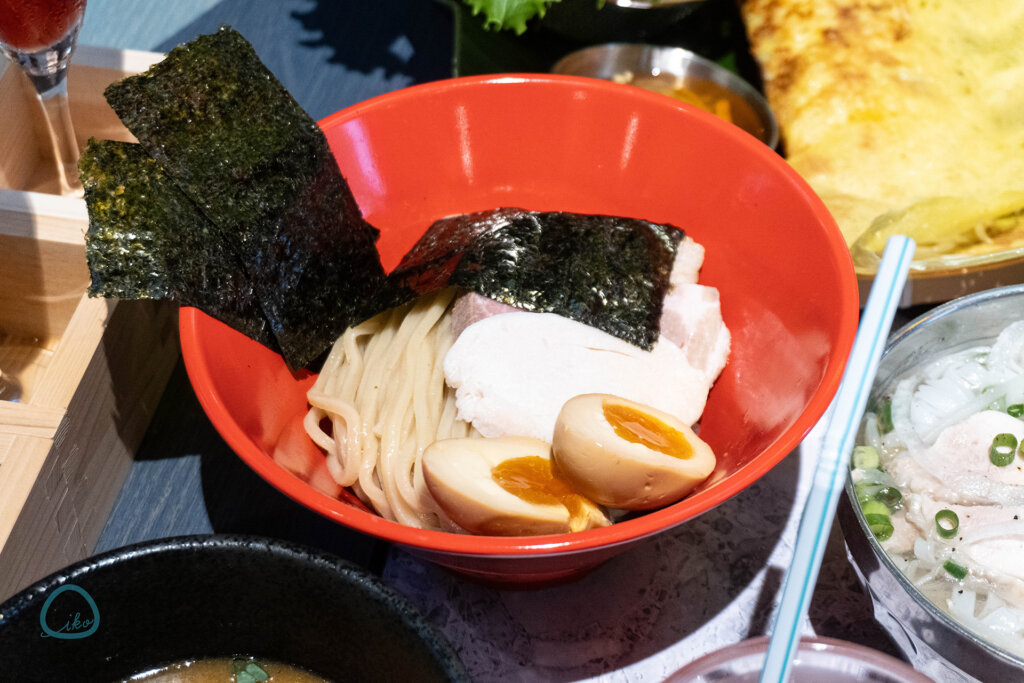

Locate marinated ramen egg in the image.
[422,436,611,536]
[552,394,715,510]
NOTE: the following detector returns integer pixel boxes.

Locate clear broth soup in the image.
[125,657,329,683]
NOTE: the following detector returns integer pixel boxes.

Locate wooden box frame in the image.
[0,46,178,599]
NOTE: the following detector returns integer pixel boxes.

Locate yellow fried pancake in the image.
[740,0,1024,269]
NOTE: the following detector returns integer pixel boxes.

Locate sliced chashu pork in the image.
[443,236,728,442]
[449,236,730,381]
[659,284,730,382]
[669,235,706,287]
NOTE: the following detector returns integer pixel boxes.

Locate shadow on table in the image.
[153,0,454,119]
[807,517,903,658]
[290,0,454,79]
[96,358,386,571]
[381,444,803,681]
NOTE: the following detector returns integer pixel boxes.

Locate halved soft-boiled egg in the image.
[552,394,716,510]
[421,436,611,536]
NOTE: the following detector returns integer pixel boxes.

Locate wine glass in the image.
[0,0,87,196]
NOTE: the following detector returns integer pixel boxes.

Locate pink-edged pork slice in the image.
[450,236,730,382]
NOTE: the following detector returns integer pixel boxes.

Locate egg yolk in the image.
[602,400,694,459]
[492,456,593,531]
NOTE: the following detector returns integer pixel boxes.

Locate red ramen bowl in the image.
[180,74,858,586]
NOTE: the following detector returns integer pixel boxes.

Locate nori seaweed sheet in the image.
[80,139,276,348]
[103,27,387,369]
[388,208,685,349]
[85,28,682,365]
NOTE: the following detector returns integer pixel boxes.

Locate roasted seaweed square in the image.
[104,27,387,368]
[390,208,684,349]
[80,139,276,347]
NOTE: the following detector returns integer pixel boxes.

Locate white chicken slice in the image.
[908,410,1024,506]
[443,311,713,442]
[450,286,730,384]
[906,495,1024,608]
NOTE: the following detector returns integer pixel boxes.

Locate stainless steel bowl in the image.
[608,0,702,8]
[839,284,1024,683]
[551,43,778,148]
[539,0,707,43]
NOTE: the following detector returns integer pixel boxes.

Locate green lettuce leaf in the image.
[462,0,561,34]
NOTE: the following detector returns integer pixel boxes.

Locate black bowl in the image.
[0,535,468,682]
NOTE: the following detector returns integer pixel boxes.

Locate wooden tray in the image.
[0,45,179,599]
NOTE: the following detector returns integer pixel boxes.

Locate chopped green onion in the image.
[875,486,903,511]
[935,509,959,539]
[862,500,890,518]
[245,662,269,683]
[876,401,892,432]
[990,433,1018,466]
[1008,404,1024,418]
[855,481,883,504]
[862,500,893,541]
[868,518,894,541]
[857,482,903,511]
[232,659,268,683]
[943,560,968,580]
[852,445,880,470]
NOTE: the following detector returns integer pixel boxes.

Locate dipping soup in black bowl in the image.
[0,535,468,682]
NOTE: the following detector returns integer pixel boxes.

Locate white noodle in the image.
[302,288,478,530]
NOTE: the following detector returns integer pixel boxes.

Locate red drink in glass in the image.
[0,0,86,51]
[0,0,87,194]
